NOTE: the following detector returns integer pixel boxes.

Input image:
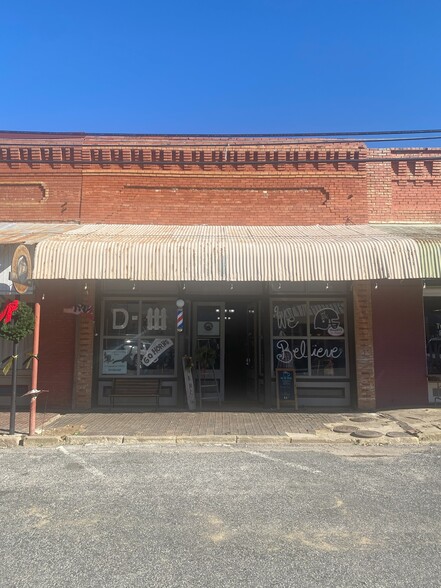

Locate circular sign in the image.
[11,245,32,295]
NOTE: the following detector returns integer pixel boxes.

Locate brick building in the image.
[0,131,440,411]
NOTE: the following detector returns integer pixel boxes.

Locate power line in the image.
[1,128,441,138]
[2,136,441,150]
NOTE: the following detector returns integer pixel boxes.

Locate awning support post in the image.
[29,302,41,436]
[9,342,18,435]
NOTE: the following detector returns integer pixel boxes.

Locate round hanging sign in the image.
[11,245,32,295]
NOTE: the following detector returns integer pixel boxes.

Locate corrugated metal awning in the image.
[0,222,80,244]
[28,223,441,282]
[0,223,80,293]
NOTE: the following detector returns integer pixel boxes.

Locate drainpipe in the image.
[29,302,40,436]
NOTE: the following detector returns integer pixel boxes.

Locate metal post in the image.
[29,302,41,436]
[9,341,18,435]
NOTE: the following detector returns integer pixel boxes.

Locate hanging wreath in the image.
[0,300,35,343]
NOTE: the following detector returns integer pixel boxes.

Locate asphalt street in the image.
[1,443,440,588]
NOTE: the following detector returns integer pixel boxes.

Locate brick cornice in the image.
[2,138,440,178]
[0,143,367,172]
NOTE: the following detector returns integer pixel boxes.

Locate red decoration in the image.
[63,304,94,320]
[0,300,19,324]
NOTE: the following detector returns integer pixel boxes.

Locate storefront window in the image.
[103,301,139,337]
[309,302,345,336]
[272,302,308,337]
[272,299,347,377]
[424,297,441,375]
[273,339,309,374]
[101,299,176,377]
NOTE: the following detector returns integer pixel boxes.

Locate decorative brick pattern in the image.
[353,282,376,410]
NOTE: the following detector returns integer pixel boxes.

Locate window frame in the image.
[270,297,349,379]
[100,297,177,378]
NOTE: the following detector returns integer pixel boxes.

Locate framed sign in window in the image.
[276,368,298,410]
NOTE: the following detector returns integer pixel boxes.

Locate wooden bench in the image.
[432,381,441,404]
[110,378,162,409]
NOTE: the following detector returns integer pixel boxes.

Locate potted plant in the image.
[194,345,217,370]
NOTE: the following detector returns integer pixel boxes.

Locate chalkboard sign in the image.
[276,368,298,410]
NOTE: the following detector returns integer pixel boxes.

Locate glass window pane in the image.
[102,299,177,377]
[310,339,346,376]
[273,339,309,375]
[103,301,139,337]
[139,338,175,375]
[197,306,221,322]
[272,302,307,337]
[272,298,348,378]
[424,298,441,375]
[195,338,221,370]
[141,302,175,336]
[102,338,139,375]
[196,305,221,337]
[310,302,345,337]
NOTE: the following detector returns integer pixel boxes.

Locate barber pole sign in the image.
[177,309,184,332]
[176,299,185,333]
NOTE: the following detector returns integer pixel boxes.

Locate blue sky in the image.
[1,0,441,142]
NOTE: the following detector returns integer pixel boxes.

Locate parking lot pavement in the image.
[1,443,440,588]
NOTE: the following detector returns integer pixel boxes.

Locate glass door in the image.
[193,302,225,401]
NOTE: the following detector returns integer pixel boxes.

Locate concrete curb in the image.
[0,435,23,448]
[176,435,238,444]
[23,436,64,447]
[4,432,440,448]
[236,435,291,444]
[418,431,441,443]
[350,435,420,446]
[65,435,124,445]
[123,435,177,444]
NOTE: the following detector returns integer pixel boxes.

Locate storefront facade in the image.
[0,132,440,410]
[92,280,353,408]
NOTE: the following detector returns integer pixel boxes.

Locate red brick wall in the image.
[38,281,77,409]
[1,134,440,225]
[0,135,368,225]
[80,173,367,225]
[372,281,428,408]
[391,183,441,222]
[367,150,441,223]
[0,171,82,222]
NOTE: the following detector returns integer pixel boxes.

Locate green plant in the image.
[194,345,217,368]
[0,301,34,343]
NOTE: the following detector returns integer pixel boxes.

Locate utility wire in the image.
[2,128,441,138]
[2,136,441,149]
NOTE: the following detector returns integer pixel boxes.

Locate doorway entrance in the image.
[224,302,258,402]
[193,301,259,405]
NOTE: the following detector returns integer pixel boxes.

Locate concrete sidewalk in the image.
[0,409,60,436]
[1,406,440,447]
